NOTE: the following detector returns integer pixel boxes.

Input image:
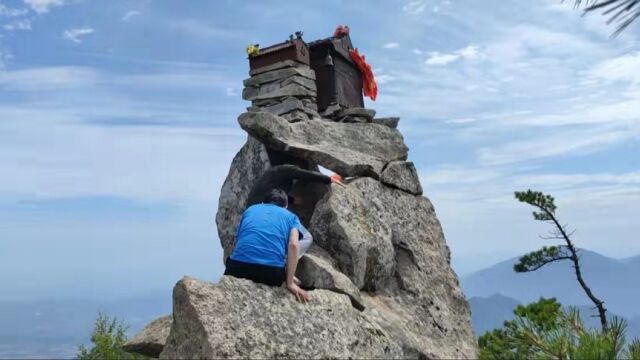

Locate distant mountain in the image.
[0,291,170,359]
[469,294,519,335]
[461,249,640,319]
[469,294,640,339]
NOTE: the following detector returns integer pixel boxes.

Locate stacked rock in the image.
[242,60,320,122]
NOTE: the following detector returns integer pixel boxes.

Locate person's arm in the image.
[286,228,310,303]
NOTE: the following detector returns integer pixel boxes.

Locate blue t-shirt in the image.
[230,203,304,268]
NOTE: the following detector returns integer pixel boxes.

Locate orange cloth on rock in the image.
[348,48,378,101]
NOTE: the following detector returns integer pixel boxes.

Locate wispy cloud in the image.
[122,10,139,22]
[0,47,12,69]
[0,4,29,17]
[23,0,64,14]
[3,19,32,31]
[62,27,94,43]
[588,51,640,84]
[383,42,399,49]
[424,52,459,65]
[403,0,428,14]
[424,45,482,66]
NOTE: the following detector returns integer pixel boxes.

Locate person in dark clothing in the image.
[225,188,310,302]
[245,164,341,207]
[245,164,344,259]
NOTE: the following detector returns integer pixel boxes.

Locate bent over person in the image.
[225,188,310,302]
[245,164,343,258]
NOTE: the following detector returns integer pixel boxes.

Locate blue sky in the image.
[1,0,639,301]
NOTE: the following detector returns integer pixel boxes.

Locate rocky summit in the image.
[125,56,478,358]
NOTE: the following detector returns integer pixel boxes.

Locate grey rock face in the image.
[380,161,423,195]
[310,177,477,358]
[159,276,404,359]
[339,107,376,122]
[262,97,306,116]
[247,83,316,101]
[123,315,172,358]
[281,75,317,92]
[238,111,408,178]
[297,250,365,310]
[249,60,308,76]
[215,136,271,260]
[373,117,400,129]
[309,183,396,291]
[243,66,316,87]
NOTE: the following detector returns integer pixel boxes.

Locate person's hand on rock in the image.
[287,283,310,303]
[330,173,345,186]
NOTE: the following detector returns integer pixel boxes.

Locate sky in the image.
[1,0,639,302]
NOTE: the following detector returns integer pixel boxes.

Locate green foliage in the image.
[515,190,556,221]
[478,298,640,360]
[514,246,571,273]
[77,312,145,360]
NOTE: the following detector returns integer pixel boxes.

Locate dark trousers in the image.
[224,258,286,287]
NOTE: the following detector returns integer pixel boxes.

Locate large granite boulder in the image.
[310,178,477,358]
[159,276,404,359]
[296,249,364,311]
[215,136,271,260]
[380,160,423,195]
[238,111,408,178]
[123,315,172,358]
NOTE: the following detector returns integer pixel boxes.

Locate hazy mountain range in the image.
[0,292,171,359]
[462,249,640,338]
[461,249,640,319]
[1,249,637,358]
[468,294,640,339]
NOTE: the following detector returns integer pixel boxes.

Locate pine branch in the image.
[572,0,640,35]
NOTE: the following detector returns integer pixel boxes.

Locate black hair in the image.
[264,188,288,208]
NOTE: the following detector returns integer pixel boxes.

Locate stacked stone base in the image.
[242,60,320,122]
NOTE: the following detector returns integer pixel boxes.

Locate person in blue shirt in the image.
[225,188,310,302]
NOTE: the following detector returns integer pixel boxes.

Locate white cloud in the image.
[376,74,396,84]
[425,52,459,65]
[225,87,236,96]
[122,10,139,21]
[0,48,13,69]
[383,42,399,49]
[62,28,95,43]
[477,127,634,165]
[588,51,640,84]
[458,45,480,59]
[0,64,244,203]
[403,0,428,14]
[23,0,64,14]
[0,4,29,17]
[424,45,483,66]
[3,19,32,31]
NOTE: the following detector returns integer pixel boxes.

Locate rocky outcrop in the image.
[373,116,400,129]
[238,111,408,178]
[380,160,423,195]
[296,249,364,310]
[123,315,172,358]
[128,49,478,359]
[311,178,476,357]
[159,276,404,359]
[215,136,271,260]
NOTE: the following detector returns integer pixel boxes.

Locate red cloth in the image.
[349,48,378,101]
